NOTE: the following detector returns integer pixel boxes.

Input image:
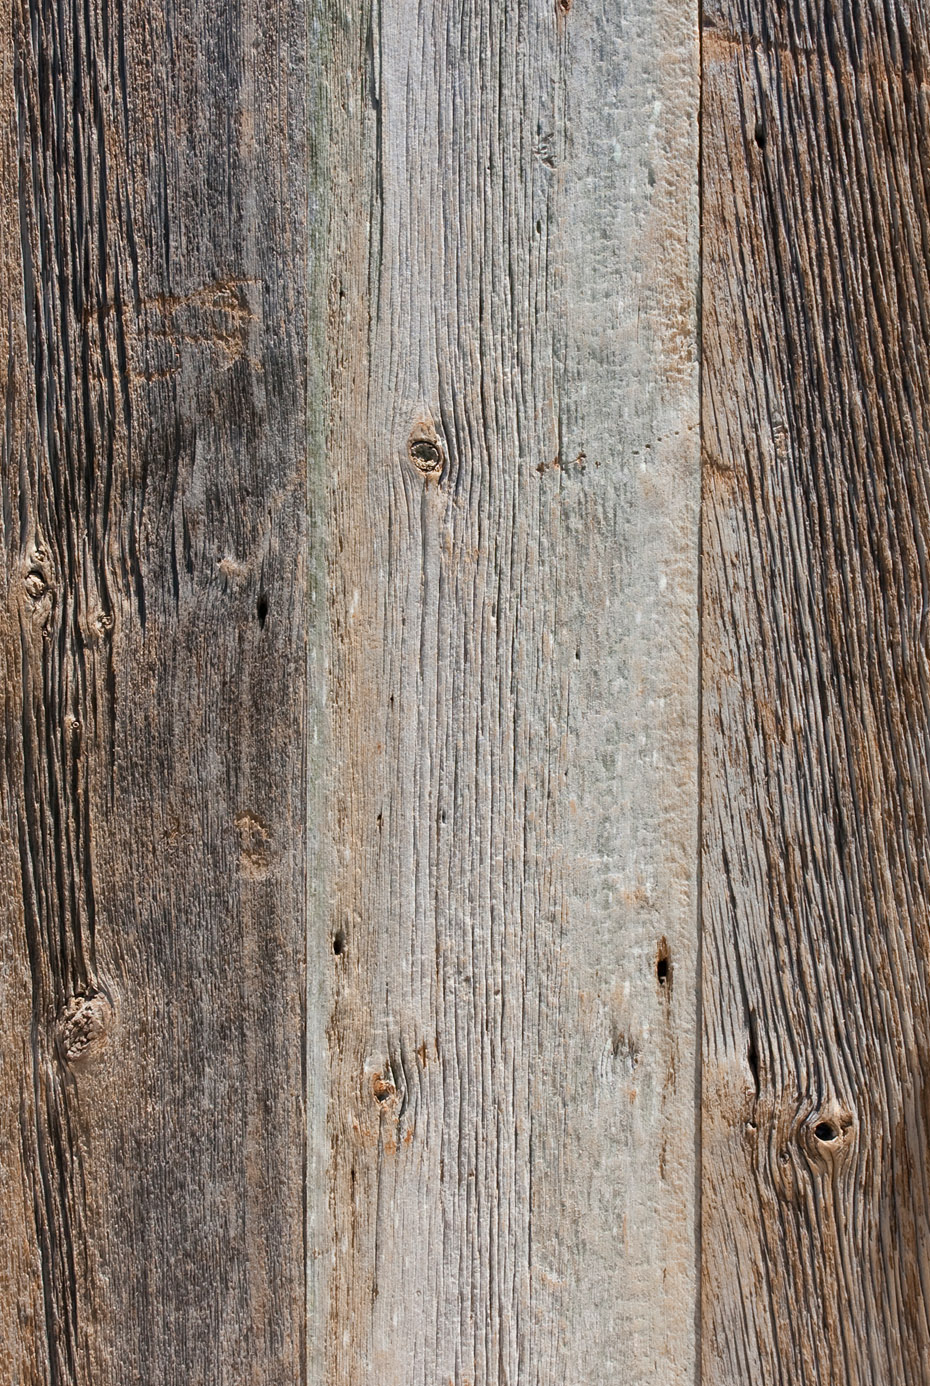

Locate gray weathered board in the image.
[3,0,928,1377]
[308,0,699,1381]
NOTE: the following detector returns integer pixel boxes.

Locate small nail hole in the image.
[332,929,346,957]
[656,938,671,988]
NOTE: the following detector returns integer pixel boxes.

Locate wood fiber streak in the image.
[0,0,307,1377]
[315,0,699,1381]
[703,0,930,1380]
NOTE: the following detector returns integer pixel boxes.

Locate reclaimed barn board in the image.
[0,0,705,1376]
[311,0,700,1380]
[0,0,307,1376]
[702,0,930,1380]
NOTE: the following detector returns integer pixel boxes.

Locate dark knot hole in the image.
[410,440,442,472]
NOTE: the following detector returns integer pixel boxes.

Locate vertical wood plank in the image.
[703,0,930,1379]
[0,0,308,1376]
[315,0,700,1379]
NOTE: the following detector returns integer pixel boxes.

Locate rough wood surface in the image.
[312,0,700,1380]
[0,0,307,1376]
[702,0,930,1380]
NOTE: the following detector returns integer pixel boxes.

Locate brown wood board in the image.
[702,0,930,1380]
[0,0,308,1377]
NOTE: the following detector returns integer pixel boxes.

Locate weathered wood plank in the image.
[0,0,307,1376]
[702,0,930,1379]
[313,0,700,1380]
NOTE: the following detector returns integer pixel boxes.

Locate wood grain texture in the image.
[0,0,307,1376]
[702,0,930,1379]
[312,0,700,1381]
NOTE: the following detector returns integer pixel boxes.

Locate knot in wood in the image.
[23,544,54,608]
[92,609,114,639]
[407,424,444,480]
[57,990,113,1066]
[371,1072,397,1106]
[802,1103,855,1172]
[24,568,49,601]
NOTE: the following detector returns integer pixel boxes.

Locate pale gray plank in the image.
[311,0,700,1379]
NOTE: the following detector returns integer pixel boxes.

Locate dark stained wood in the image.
[702,0,930,1379]
[0,0,307,1374]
